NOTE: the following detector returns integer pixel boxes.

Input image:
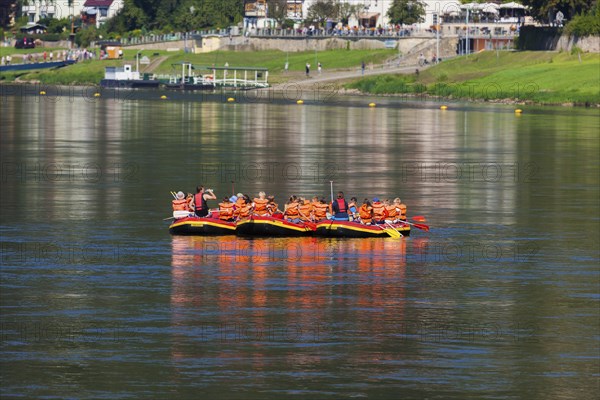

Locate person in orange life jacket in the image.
[172,191,189,211]
[284,195,301,223]
[218,197,235,221]
[298,198,313,222]
[348,197,358,221]
[372,197,388,224]
[253,191,270,216]
[394,197,407,221]
[233,193,245,210]
[312,198,329,221]
[331,191,349,220]
[191,185,216,217]
[384,198,398,223]
[233,195,252,219]
[232,196,243,219]
[267,195,280,215]
[359,199,374,225]
[185,193,194,211]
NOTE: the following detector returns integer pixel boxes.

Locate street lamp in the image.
[433,13,439,63]
[185,6,195,53]
[466,6,470,55]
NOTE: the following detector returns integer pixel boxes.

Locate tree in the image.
[306,0,338,26]
[107,0,243,33]
[337,2,360,25]
[519,0,596,23]
[267,0,288,27]
[387,0,426,26]
[106,0,149,32]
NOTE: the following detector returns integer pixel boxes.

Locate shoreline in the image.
[1,50,597,108]
[1,81,597,108]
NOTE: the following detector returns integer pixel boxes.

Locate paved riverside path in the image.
[268,62,431,90]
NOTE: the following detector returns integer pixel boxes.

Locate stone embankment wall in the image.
[517,26,599,52]
[555,35,600,52]
[122,40,187,51]
[189,35,457,61]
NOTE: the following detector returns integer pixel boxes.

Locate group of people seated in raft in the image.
[172,187,407,225]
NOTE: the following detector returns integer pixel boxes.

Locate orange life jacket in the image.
[185,196,194,211]
[235,198,245,208]
[267,202,278,214]
[219,202,234,220]
[359,204,373,224]
[237,204,252,219]
[298,202,313,221]
[313,203,329,220]
[385,205,398,219]
[172,199,188,211]
[284,201,299,217]
[398,203,407,220]
[253,198,269,215]
[372,202,388,222]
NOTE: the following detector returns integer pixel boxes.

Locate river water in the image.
[1,88,598,399]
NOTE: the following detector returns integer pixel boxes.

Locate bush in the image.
[37,17,71,34]
[75,26,98,47]
[564,14,600,37]
[282,19,295,29]
[15,32,67,41]
[570,46,583,55]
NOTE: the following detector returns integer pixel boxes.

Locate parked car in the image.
[15,37,35,49]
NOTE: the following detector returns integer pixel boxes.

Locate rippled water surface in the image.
[1,92,598,399]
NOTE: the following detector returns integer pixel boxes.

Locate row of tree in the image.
[5,1,598,34]
[107,0,598,32]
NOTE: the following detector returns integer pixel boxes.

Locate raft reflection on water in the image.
[170,236,425,352]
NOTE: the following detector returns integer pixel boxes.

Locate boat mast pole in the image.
[330,181,334,203]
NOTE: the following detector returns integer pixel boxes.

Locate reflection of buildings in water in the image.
[2,97,126,221]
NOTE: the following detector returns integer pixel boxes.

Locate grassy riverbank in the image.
[345,51,600,105]
[0,48,396,85]
[1,46,598,105]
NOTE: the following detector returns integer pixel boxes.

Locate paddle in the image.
[370,221,401,238]
[384,221,403,238]
[397,219,430,232]
[328,181,335,230]
[412,215,426,222]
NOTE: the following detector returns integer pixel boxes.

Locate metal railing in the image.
[119,24,520,47]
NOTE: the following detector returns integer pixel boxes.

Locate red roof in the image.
[83,0,114,7]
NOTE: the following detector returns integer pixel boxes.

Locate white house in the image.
[81,0,124,28]
[301,1,525,30]
[19,0,123,27]
[20,0,85,23]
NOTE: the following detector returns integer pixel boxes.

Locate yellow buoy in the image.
[160,95,167,100]
[368,102,376,107]
[39,91,46,95]
[440,105,448,110]
[227,97,235,102]
[297,100,304,105]
[515,109,522,114]
[94,92,101,97]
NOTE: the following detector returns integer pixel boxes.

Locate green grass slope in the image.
[347,51,600,105]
